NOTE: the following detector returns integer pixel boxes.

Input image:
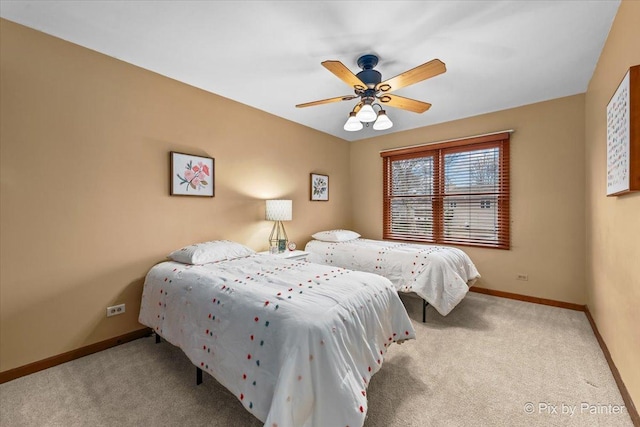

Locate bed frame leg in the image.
[422,299,428,323]
[196,367,203,385]
[155,333,161,344]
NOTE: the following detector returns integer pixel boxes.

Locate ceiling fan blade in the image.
[322,60,369,91]
[376,59,446,93]
[378,94,432,113]
[296,95,357,108]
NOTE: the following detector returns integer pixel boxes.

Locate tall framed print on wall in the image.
[606,64,639,196]
[170,151,215,197]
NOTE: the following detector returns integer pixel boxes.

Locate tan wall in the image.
[0,20,350,372]
[350,94,586,305]
[585,0,640,407]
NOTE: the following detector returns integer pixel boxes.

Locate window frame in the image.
[381,132,510,250]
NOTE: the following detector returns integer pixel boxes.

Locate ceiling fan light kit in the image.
[355,102,377,123]
[372,110,393,130]
[297,54,446,133]
[344,112,364,131]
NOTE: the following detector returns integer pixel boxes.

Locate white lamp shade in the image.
[355,103,377,122]
[373,110,393,130]
[265,199,292,221]
[343,112,363,131]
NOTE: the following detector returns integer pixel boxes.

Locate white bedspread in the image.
[138,255,415,427]
[305,239,480,316]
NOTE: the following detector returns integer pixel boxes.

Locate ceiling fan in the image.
[296,54,446,131]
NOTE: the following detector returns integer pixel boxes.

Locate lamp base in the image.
[269,221,288,253]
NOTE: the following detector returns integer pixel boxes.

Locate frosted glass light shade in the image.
[373,110,393,130]
[343,112,363,131]
[355,103,376,122]
[265,199,292,221]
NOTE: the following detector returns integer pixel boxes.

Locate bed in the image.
[138,240,415,427]
[304,231,480,319]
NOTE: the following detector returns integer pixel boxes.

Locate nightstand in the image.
[258,250,310,261]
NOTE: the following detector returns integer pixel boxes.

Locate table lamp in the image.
[265,199,292,252]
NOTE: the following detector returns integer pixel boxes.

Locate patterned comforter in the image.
[305,238,480,316]
[138,254,415,427]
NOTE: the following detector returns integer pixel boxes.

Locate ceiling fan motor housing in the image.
[356,54,382,89]
[356,69,381,89]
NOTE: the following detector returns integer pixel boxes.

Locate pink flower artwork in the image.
[177,160,210,192]
[171,152,214,197]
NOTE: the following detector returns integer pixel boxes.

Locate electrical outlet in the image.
[516,274,529,281]
[106,303,126,317]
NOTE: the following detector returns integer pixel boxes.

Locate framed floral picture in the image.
[310,173,329,201]
[170,151,215,197]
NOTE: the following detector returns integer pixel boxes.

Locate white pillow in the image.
[311,229,361,242]
[168,240,255,264]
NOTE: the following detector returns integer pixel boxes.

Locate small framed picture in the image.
[170,151,215,197]
[310,173,329,201]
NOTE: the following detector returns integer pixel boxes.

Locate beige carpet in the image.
[0,292,633,426]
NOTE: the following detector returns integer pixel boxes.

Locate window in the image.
[381,132,510,249]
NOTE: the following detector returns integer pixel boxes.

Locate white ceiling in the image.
[0,1,620,141]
